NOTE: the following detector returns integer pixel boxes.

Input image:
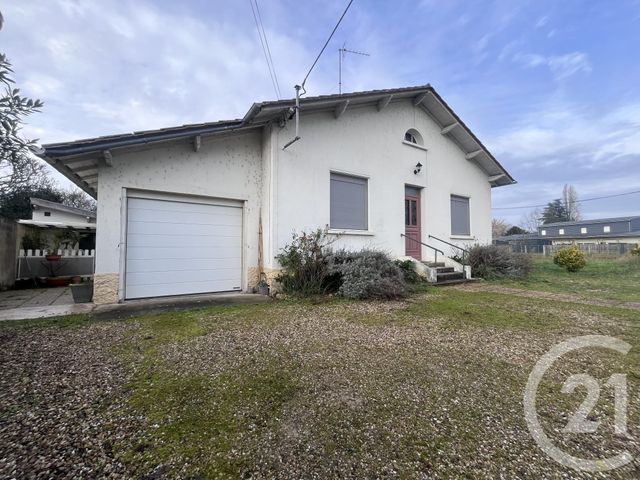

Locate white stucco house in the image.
[38,85,515,304]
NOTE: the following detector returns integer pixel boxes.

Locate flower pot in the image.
[70,283,93,303]
[45,254,62,261]
[46,276,72,287]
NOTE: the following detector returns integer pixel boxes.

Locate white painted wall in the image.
[32,208,92,224]
[94,99,496,298]
[265,99,492,266]
[95,132,263,295]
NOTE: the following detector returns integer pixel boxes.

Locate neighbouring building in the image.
[538,216,640,244]
[38,84,515,304]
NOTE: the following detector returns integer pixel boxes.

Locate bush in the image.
[330,250,408,299]
[276,228,336,295]
[467,245,532,279]
[277,229,410,299]
[631,245,640,256]
[553,246,587,272]
[394,259,422,284]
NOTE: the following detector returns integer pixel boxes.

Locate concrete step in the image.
[424,262,445,268]
[436,271,464,282]
[432,278,471,286]
[435,267,455,273]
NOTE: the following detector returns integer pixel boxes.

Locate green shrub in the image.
[275,228,336,295]
[631,244,640,256]
[21,229,47,251]
[330,250,408,300]
[277,229,409,299]
[468,245,532,279]
[553,246,587,272]
[394,259,422,284]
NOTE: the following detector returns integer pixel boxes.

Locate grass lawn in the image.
[1,271,639,477]
[495,255,640,303]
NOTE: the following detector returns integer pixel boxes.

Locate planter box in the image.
[70,283,93,303]
[46,276,73,287]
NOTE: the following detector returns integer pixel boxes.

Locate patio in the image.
[0,287,73,310]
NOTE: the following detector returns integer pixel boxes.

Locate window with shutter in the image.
[330,173,368,230]
[450,195,470,236]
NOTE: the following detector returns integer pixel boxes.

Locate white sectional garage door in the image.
[125,196,242,299]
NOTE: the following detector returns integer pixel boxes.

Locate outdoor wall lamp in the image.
[413,162,423,175]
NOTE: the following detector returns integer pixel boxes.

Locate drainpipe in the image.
[282,85,301,150]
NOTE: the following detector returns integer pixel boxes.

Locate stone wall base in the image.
[247,267,282,293]
[93,273,120,305]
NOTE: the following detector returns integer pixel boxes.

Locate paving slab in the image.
[0,304,94,321]
[93,292,271,320]
[0,292,270,322]
[0,287,72,310]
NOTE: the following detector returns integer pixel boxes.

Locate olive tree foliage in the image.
[0,53,45,196]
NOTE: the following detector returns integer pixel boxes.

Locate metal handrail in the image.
[401,233,444,264]
[428,234,470,263]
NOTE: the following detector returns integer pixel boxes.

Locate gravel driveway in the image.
[0,290,638,479]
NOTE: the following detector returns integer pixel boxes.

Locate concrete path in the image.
[0,292,270,322]
[0,287,73,310]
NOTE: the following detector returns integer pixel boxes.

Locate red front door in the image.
[404,190,422,260]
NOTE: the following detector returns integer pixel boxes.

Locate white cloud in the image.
[535,16,549,28]
[490,102,640,164]
[513,51,592,79]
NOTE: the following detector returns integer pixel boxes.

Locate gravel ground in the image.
[0,291,638,479]
[0,321,138,479]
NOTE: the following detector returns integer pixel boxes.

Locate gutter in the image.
[41,121,249,158]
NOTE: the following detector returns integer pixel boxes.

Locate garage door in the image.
[125,196,242,299]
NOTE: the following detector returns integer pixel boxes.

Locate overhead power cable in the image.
[249,0,281,99]
[492,189,640,210]
[254,0,281,98]
[301,0,354,90]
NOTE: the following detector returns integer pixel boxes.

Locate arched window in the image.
[404,129,423,146]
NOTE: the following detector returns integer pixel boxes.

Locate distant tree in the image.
[505,225,527,235]
[562,184,581,221]
[542,199,569,224]
[0,183,63,220]
[60,187,97,212]
[0,53,45,196]
[492,218,510,238]
[520,207,542,232]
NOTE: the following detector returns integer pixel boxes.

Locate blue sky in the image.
[2,0,640,225]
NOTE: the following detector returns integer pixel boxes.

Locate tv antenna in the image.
[339,44,370,94]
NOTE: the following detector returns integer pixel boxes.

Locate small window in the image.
[603,225,611,233]
[450,195,470,236]
[581,227,587,234]
[559,228,565,235]
[541,229,547,236]
[404,129,423,146]
[44,211,51,217]
[330,172,368,230]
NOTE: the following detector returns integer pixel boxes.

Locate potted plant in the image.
[257,279,270,296]
[70,278,93,303]
[45,231,65,261]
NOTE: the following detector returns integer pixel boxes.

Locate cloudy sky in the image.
[2,0,640,225]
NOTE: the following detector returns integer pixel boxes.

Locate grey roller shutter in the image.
[330,173,368,230]
[450,195,470,235]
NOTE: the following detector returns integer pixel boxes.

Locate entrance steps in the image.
[422,262,472,286]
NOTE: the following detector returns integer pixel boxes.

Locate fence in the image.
[542,243,636,257]
[17,249,95,279]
